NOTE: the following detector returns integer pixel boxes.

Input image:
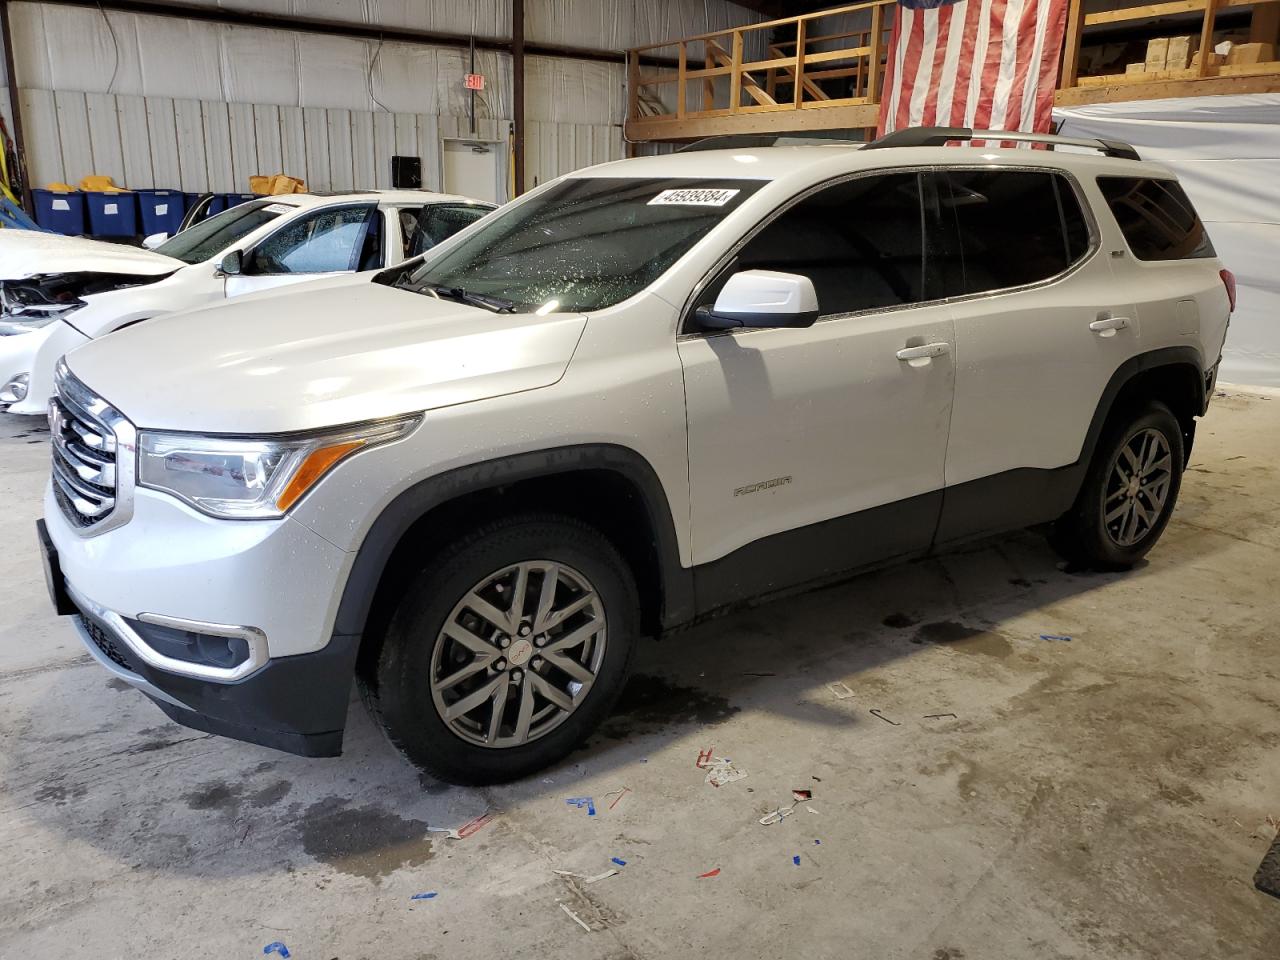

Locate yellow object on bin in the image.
[78,175,128,193]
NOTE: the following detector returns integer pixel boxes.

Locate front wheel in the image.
[1051,400,1185,570]
[367,514,639,785]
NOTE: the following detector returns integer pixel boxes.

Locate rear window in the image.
[1097,176,1215,261]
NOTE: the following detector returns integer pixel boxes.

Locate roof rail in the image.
[677,130,864,152]
[863,126,1141,161]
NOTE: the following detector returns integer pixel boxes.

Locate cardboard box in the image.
[1165,35,1199,70]
[1226,41,1275,65]
[1191,50,1225,68]
[1145,37,1170,69]
[1125,61,1146,75]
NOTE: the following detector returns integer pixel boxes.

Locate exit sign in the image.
[464,73,485,91]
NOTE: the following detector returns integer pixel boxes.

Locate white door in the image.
[935,169,1136,482]
[224,204,384,299]
[678,172,956,601]
[441,140,504,205]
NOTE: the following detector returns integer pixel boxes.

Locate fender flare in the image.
[1076,345,1206,468]
[329,443,695,640]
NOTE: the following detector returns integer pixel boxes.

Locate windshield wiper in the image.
[424,284,516,313]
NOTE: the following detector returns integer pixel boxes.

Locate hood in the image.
[0,231,182,280]
[64,282,588,434]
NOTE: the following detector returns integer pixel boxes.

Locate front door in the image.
[677,172,957,608]
[224,204,384,299]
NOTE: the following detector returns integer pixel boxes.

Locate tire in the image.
[366,513,639,785]
[1051,400,1184,570]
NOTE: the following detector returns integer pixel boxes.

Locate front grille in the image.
[49,369,121,531]
[79,613,137,673]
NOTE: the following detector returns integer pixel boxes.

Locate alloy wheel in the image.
[429,560,606,748]
[1102,427,1173,547]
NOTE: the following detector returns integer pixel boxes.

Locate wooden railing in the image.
[625,0,1280,141]
[626,0,893,139]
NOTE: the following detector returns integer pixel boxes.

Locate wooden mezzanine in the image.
[625,0,1280,143]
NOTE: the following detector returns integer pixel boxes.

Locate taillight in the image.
[1220,268,1237,313]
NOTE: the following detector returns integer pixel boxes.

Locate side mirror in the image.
[141,232,169,250]
[217,250,243,277]
[695,270,819,331]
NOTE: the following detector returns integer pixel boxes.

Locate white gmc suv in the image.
[38,128,1233,785]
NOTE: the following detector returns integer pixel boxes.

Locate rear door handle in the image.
[896,342,951,365]
[1089,316,1131,337]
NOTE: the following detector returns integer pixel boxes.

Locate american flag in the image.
[877,0,1069,137]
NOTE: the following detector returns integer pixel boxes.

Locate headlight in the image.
[0,285,85,335]
[137,416,420,518]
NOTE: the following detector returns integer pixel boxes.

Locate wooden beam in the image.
[1083,0,1206,26]
[684,65,733,80]
[1054,70,1280,105]
[1199,0,1219,77]
[794,18,806,106]
[1060,0,1085,87]
[704,43,716,113]
[730,31,743,112]
[677,42,687,119]
[630,0,894,52]
[627,49,640,141]
[867,2,884,102]
[625,101,880,141]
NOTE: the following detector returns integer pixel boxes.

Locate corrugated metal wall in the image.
[6,0,760,197]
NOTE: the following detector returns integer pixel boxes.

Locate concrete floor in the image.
[2,390,1278,960]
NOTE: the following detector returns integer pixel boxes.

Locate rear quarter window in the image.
[1097,176,1215,261]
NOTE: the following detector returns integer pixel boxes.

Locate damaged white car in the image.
[0,190,495,414]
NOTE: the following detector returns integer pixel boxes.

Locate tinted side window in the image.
[935,170,1087,296]
[1097,176,1215,260]
[726,172,925,316]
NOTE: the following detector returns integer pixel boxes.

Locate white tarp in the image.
[1056,94,1280,387]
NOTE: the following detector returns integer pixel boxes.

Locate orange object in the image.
[275,440,363,511]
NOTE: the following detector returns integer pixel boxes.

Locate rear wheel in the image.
[367,514,639,785]
[1051,401,1184,570]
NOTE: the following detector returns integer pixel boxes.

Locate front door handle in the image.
[896,342,951,366]
[1089,316,1131,338]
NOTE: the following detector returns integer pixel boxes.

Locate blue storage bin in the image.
[136,190,185,236]
[32,189,86,235]
[222,192,256,209]
[206,195,227,215]
[85,192,138,237]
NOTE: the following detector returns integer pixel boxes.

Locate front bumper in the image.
[40,481,364,757]
[0,320,89,415]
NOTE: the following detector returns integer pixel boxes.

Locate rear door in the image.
[932,166,1134,541]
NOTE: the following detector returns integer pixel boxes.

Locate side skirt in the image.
[687,460,1085,623]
